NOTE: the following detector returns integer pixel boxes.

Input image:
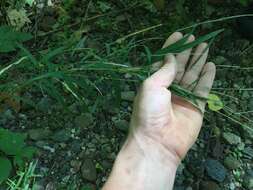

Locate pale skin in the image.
[102,32,216,190]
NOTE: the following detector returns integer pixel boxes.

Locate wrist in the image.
[103,134,179,190]
[122,132,181,168]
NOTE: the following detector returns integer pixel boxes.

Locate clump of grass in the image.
[6,161,40,190]
[0,15,253,135]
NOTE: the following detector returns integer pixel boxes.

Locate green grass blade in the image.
[0,57,27,76]
[151,29,224,63]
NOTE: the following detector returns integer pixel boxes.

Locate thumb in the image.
[148,54,177,88]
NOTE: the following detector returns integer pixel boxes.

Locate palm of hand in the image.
[130,32,216,162]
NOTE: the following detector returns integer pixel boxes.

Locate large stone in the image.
[45,182,56,190]
[200,181,220,190]
[81,184,96,190]
[70,160,82,173]
[121,91,135,101]
[81,159,97,181]
[114,120,129,132]
[205,159,227,182]
[222,132,241,145]
[38,97,51,112]
[32,183,44,190]
[75,113,94,129]
[28,128,52,140]
[51,129,71,142]
[224,156,241,170]
[243,147,253,158]
[243,174,253,189]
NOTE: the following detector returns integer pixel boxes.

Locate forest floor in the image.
[0,0,253,190]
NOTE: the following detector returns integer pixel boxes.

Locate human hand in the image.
[102,32,216,190]
[129,32,216,164]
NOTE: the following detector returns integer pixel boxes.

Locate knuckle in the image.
[143,79,154,88]
[188,34,195,41]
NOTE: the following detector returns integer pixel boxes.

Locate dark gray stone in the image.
[224,156,241,170]
[243,174,253,189]
[205,159,227,182]
[222,132,241,145]
[121,91,135,101]
[75,113,94,129]
[81,159,97,181]
[52,129,71,142]
[200,181,220,190]
[243,147,253,158]
[28,128,52,140]
[38,97,51,112]
[114,120,129,132]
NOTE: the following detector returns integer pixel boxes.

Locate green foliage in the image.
[207,94,224,111]
[0,26,248,129]
[25,0,34,7]
[0,129,36,182]
[7,8,31,30]
[237,0,252,6]
[151,29,224,63]
[98,1,112,12]
[0,1,252,188]
[7,161,40,190]
[0,157,12,183]
[0,26,32,53]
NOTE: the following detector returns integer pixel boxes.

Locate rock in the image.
[121,91,135,101]
[213,126,221,137]
[0,109,15,125]
[243,147,253,158]
[243,173,253,189]
[212,139,224,159]
[213,56,228,65]
[81,159,97,181]
[81,184,96,190]
[200,181,220,190]
[75,113,94,129]
[173,186,185,190]
[243,127,253,139]
[101,160,112,170]
[62,175,70,183]
[229,183,236,190]
[176,163,185,176]
[249,98,253,109]
[70,160,82,173]
[33,183,44,190]
[114,120,129,132]
[205,159,227,182]
[70,140,82,152]
[59,143,67,149]
[52,129,71,142]
[38,97,51,112]
[3,109,15,120]
[45,182,56,190]
[188,160,205,178]
[18,113,27,120]
[224,156,241,170]
[41,16,57,31]
[237,142,245,151]
[222,132,241,145]
[207,0,224,5]
[28,128,52,140]
[68,103,79,114]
